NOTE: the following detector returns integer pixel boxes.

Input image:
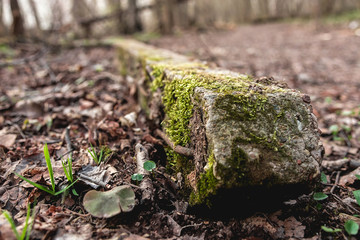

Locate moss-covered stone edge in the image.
[111,38,306,206]
[148,62,294,205]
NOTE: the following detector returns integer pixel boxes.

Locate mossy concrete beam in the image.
[109,38,324,207]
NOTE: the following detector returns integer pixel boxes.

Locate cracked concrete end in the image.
[109,38,323,207]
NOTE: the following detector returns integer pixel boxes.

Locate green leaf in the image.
[15,172,55,195]
[1,210,20,239]
[355,174,360,181]
[353,190,360,206]
[44,144,55,192]
[131,173,143,182]
[83,185,135,218]
[321,172,328,184]
[72,189,79,196]
[143,161,156,172]
[333,136,343,141]
[313,192,328,201]
[329,124,339,134]
[321,225,342,233]
[344,220,359,235]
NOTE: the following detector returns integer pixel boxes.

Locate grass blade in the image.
[61,160,71,182]
[88,147,98,164]
[25,203,36,240]
[54,178,79,196]
[68,157,73,181]
[72,188,79,196]
[99,148,103,163]
[44,144,55,192]
[20,204,31,240]
[15,172,55,195]
[2,210,20,239]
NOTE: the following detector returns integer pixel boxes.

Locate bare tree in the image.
[107,0,125,34]
[29,0,41,30]
[124,0,142,34]
[156,0,175,34]
[0,0,7,36]
[10,0,25,38]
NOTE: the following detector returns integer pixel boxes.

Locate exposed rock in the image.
[108,38,323,208]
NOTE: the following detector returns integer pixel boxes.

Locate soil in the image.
[1,20,360,239]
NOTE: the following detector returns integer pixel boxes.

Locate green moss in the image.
[147,62,290,204]
[189,153,219,206]
[216,138,251,188]
[149,63,277,148]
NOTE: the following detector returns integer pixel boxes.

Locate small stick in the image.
[330,171,341,193]
[135,143,154,202]
[13,124,26,139]
[155,129,193,157]
[331,193,359,214]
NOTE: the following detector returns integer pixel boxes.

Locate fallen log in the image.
[107,38,324,208]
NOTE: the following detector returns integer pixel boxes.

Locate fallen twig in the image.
[13,123,26,139]
[331,193,360,214]
[154,129,193,157]
[330,171,341,194]
[321,158,349,171]
[135,143,154,203]
[349,159,360,169]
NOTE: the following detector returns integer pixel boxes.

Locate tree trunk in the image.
[156,0,174,34]
[10,0,24,38]
[125,0,142,34]
[29,0,41,34]
[107,0,125,34]
[0,0,7,36]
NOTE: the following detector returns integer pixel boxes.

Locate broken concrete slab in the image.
[108,38,323,207]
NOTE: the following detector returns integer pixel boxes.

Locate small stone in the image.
[302,94,311,104]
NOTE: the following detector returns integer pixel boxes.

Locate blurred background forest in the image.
[1,0,360,42]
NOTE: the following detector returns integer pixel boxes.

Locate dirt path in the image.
[0,21,360,239]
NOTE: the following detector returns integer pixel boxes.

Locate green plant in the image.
[143,160,156,172]
[344,220,359,235]
[131,173,143,182]
[321,225,341,233]
[15,144,77,196]
[329,124,344,141]
[61,156,78,196]
[324,96,332,104]
[313,192,328,201]
[321,172,327,184]
[88,143,104,164]
[1,203,34,240]
[131,161,157,183]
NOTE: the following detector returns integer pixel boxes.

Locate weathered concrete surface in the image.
[108,38,324,206]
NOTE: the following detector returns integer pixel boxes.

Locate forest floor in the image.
[1,19,360,240]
